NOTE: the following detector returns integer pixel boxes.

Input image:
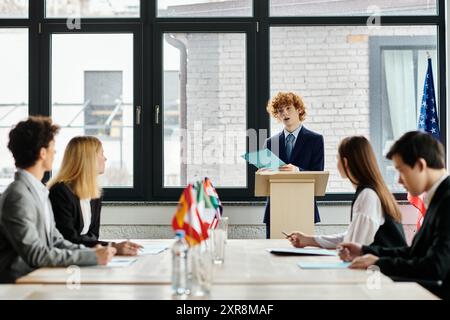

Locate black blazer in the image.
[49,182,107,248]
[363,176,450,299]
[263,126,324,228]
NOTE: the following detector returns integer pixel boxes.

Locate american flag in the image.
[412,56,440,230]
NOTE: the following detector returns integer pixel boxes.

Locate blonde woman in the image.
[48,136,141,255]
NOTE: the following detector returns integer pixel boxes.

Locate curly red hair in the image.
[266,92,307,122]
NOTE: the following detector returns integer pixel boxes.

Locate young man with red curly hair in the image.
[263,92,324,238]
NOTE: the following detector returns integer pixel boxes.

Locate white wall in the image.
[101,203,418,244]
[102,203,418,225]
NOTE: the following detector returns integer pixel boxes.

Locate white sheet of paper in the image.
[297,262,351,269]
[106,258,137,268]
[139,244,169,255]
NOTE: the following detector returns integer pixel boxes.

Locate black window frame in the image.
[41,23,144,200]
[152,22,257,200]
[0,0,446,202]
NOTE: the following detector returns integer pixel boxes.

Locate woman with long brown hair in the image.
[288,136,406,249]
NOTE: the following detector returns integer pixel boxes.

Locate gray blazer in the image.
[0,171,97,282]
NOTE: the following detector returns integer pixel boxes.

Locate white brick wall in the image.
[184,33,247,186]
[167,23,435,192]
[271,25,435,192]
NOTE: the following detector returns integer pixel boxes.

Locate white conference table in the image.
[10,239,438,299]
[17,240,392,285]
[0,282,437,300]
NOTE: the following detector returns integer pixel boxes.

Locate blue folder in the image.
[241,148,286,171]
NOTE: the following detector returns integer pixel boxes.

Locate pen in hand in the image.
[281,231,290,238]
[336,245,347,260]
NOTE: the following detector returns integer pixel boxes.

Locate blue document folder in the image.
[241,148,286,170]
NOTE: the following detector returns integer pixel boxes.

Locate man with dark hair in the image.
[386,130,446,169]
[338,131,450,299]
[0,116,116,283]
[7,116,60,169]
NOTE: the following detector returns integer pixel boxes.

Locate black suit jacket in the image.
[49,182,107,248]
[363,176,450,299]
[263,126,325,227]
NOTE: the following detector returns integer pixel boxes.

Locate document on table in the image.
[139,244,169,255]
[106,258,137,268]
[267,247,338,256]
[241,148,286,171]
[297,262,351,269]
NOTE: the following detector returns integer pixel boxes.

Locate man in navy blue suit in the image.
[263,92,324,238]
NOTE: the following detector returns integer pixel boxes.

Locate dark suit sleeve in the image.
[310,135,324,171]
[90,199,108,246]
[362,245,411,258]
[369,197,450,280]
[49,185,100,248]
[91,199,101,239]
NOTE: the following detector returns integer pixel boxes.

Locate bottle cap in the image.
[175,229,186,238]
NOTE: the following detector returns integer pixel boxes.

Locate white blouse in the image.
[80,199,92,235]
[314,188,385,249]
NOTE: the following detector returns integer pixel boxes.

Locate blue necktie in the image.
[286,134,295,162]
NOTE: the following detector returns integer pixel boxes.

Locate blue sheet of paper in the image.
[241,148,286,170]
[139,244,169,255]
[297,261,351,269]
[267,248,338,256]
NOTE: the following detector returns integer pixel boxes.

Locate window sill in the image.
[102,199,411,207]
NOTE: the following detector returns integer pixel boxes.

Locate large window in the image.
[157,0,253,17]
[0,0,28,18]
[46,0,140,18]
[0,29,28,192]
[270,26,438,193]
[163,32,247,188]
[270,0,437,16]
[370,36,437,192]
[51,34,134,188]
[0,1,445,201]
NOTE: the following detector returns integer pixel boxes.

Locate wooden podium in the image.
[255,171,329,239]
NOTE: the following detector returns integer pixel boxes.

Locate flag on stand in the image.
[202,177,223,229]
[172,178,223,246]
[172,184,206,246]
[412,56,440,230]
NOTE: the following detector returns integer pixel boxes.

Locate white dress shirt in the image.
[314,188,385,249]
[79,199,92,235]
[19,169,52,235]
[283,124,302,146]
[424,173,449,209]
